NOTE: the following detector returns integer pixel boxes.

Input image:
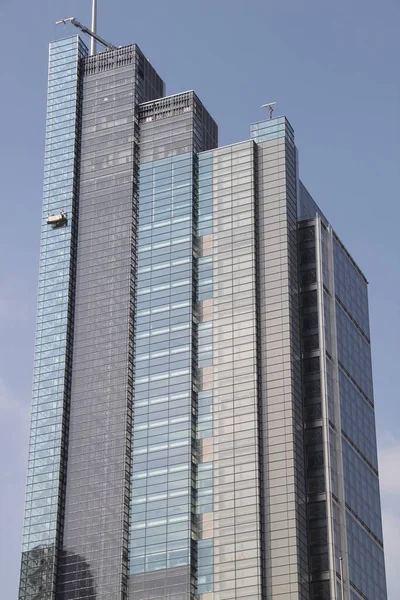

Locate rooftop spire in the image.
[91,0,97,55]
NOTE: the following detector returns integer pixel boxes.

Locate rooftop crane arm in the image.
[56,17,117,51]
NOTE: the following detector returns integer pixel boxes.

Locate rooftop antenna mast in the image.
[56,3,117,53]
[91,0,97,56]
[261,101,277,119]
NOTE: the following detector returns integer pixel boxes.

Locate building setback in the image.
[19,35,387,600]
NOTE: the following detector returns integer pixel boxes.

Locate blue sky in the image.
[0,0,399,597]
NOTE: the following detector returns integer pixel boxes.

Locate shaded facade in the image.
[19,35,387,600]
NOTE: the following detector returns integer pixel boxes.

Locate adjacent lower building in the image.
[18,33,387,600]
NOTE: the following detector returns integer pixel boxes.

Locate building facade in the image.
[19,35,387,600]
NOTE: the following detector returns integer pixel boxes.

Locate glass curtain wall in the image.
[332,237,386,600]
[19,36,88,600]
[130,153,197,598]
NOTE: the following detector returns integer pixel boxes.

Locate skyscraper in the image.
[19,30,387,600]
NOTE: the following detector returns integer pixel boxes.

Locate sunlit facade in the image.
[18,35,387,600]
